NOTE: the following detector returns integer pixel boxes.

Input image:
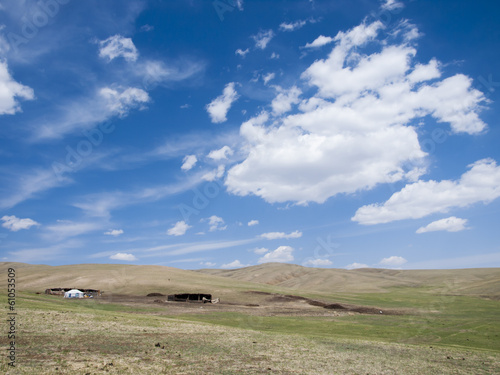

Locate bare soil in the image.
[94,290,410,317]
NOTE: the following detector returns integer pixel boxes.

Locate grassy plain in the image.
[1,262,499,374]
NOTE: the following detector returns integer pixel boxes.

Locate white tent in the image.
[64,289,84,298]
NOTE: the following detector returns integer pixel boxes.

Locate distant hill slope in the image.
[2,262,499,299]
[0,262,275,302]
[197,263,500,296]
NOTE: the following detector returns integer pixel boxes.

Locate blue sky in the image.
[1,0,499,270]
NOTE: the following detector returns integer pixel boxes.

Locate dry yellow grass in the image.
[2,262,499,298]
[199,262,500,296]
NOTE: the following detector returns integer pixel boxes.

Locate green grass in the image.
[165,288,500,352]
[1,291,499,374]
[13,286,500,352]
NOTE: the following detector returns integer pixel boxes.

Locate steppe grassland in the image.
[1,292,499,375]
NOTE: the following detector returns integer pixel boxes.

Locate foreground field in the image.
[1,263,499,374]
[1,292,499,374]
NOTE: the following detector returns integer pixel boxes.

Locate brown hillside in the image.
[197,262,500,296]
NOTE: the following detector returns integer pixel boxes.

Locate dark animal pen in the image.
[167,293,212,302]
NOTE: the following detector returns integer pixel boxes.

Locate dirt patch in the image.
[246,291,405,315]
[324,303,347,310]
[91,291,407,317]
[147,293,166,297]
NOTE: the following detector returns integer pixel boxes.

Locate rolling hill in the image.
[197,262,500,296]
[2,262,500,299]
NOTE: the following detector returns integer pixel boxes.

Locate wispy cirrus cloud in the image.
[33,86,150,141]
[140,238,258,256]
[6,240,82,263]
[43,220,103,241]
[0,167,72,209]
[73,173,203,218]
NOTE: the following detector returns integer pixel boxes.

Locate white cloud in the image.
[304,35,334,48]
[221,259,249,269]
[1,215,40,231]
[262,72,275,85]
[181,155,198,171]
[206,82,239,123]
[110,252,137,261]
[204,215,227,232]
[381,0,404,11]
[252,30,275,50]
[248,220,259,226]
[258,245,294,263]
[270,52,279,59]
[200,261,216,267]
[234,0,244,10]
[0,60,35,115]
[104,229,124,236]
[353,159,500,225]
[271,86,301,115]
[416,217,469,234]
[202,165,225,181]
[407,59,440,83]
[225,19,487,205]
[98,35,138,62]
[379,256,407,267]
[345,262,370,270]
[235,48,249,57]
[260,230,302,240]
[167,221,192,236]
[304,258,333,267]
[99,86,149,116]
[254,247,268,254]
[279,20,307,32]
[208,146,234,161]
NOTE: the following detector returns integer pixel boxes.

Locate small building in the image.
[167,293,212,302]
[46,288,101,297]
[64,289,84,298]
